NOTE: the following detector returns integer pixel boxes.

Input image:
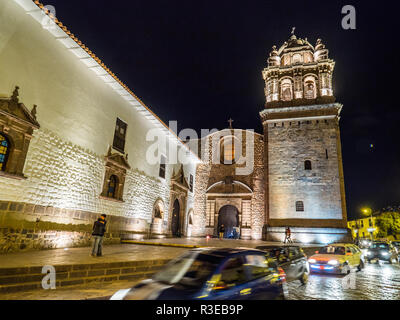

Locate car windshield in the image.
[319,246,346,255]
[371,243,389,249]
[257,247,281,257]
[392,242,400,247]
[153,251,218,289]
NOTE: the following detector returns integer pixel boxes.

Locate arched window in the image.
[282,54,291,66]
[304,76,317,99]
[304,52,314,63]
[221,136,236,164]
[292,53,302,64]
[153,200,164,219]
[296,201,304,212]
[107,175,118,198]
[154,206,162,219]
[0,133,10,172]
[305,160,312,170]
[281,79,293,101]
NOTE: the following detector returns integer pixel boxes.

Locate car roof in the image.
[255,245,300,249]
[324,243,352,247]
[190,247,265,257]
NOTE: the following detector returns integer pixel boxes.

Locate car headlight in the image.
[382,251,389,256]
[366,250,371,255]
[328,260,339,266]
[308,259,317,264]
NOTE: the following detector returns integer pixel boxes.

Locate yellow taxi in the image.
[308,243,365,275]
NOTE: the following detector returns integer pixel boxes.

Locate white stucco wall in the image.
[0,0,199,231]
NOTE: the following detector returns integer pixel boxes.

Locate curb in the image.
[121,240,203,249]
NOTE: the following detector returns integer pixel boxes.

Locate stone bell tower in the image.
[260,30,349,244]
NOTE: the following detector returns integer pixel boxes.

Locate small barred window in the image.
[296,201,304,212]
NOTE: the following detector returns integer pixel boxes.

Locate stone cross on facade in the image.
[228,118,234,129]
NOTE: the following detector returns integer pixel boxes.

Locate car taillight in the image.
[277,267,286,283]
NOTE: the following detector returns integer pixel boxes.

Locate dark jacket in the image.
[219,225,225,233]
[92,219,107,236]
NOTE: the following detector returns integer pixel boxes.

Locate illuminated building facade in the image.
[260,32,349,243]
[0,1,350,251]
[0,0,200,252]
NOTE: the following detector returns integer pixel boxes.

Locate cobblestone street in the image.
[288,261,400,300]
[1,241,399,300]
[3,258,400,301]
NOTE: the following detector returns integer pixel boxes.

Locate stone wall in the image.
[193,130,265,239]
[0,127,191,253]
[1,128,173,221]
[0,200,148,253]
[266,118,345,225]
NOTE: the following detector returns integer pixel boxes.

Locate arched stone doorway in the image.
[150,199,165,235]
[186,209,194,237]
[218,205,239,239]
[171,199,181,237]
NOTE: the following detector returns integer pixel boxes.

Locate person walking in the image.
[284,227,292,244]
[91,214,107,257]
[219,224,225,240]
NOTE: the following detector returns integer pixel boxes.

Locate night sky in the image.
[43,0,399,220]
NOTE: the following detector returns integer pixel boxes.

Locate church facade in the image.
[191,33,349,244]
[0,0,349,253]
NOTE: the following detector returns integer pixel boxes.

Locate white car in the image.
[308,243,365,275]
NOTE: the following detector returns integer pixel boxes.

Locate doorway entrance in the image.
[171,199,181,237]
[218,205,239,239]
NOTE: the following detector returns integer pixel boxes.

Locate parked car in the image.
[255,245,309,284]
[308,243,364,275]
[366,242,399,264]
[110,248,288,300]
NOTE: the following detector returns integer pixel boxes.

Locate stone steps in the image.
[0,259,170,293]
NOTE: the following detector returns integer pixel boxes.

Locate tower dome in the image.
[262,30,335,106]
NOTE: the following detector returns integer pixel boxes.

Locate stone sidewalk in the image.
[0,238,321,268]
[0,244,186,268]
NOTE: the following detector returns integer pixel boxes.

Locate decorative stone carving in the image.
[168,165,189,236]
[0,86,40,179]
[100,147,130,202]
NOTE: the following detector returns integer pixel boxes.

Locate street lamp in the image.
[361,208,373,241]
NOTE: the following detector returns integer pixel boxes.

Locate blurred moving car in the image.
[255,245,309,284]
[308,243,364,275]
[358,239,372,249]
[366,242,399,264]
[110,248,288,300]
